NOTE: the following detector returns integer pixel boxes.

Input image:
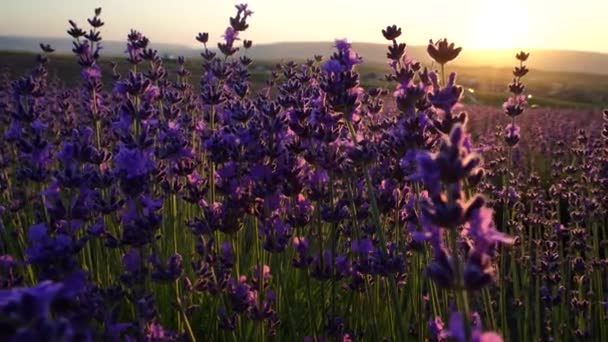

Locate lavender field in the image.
[0,4,607,342]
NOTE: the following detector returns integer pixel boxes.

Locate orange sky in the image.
[1,0,606,53]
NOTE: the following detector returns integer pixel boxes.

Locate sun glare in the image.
[470,1,530,49]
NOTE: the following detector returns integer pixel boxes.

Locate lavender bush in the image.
[0,4,606,342]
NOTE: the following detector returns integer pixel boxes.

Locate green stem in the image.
[345,119,405,341]
[175,279,197,341]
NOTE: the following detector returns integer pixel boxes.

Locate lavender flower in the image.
[0,4,600,341]
[427,39,462,66]
[503,52,530,147]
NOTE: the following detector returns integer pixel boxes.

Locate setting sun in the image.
[469,0,530,49]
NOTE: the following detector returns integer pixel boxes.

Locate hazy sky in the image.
[1,0,606,52]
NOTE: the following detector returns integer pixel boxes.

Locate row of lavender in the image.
[0,5,606,341]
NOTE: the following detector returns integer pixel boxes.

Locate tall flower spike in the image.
[463,207,514,290]
[503,51,530,147]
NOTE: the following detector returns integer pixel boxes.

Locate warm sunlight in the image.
[469,0,530,49]
[1,1,607,341]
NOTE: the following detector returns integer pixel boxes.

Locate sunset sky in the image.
[1,0,606,53]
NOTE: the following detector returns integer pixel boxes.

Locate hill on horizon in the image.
[2,36,608,76]
[244,42,608,76]
[0,36,195,60]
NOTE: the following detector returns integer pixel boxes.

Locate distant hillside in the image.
[0,36,194,58]
[243,42,608,76]
[2,36,608,75]
[1,49,607,108]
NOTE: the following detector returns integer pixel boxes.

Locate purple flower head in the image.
[515,51,530,62]
[414,151,441,196]
[125,29,148,64]
[196,32,209,44]
[223,27,240,46]
[254,265,271,279]
[351,238,375,254]
[470,312,503,342]
[293,236,309,254]
[120,196,163,246]
[472,330,503,342]
[400,149,419,174]
[335,39,363,70]
[309,168,330,185]
[228,276,256,312]
[221,241,235,267]
[554,223,568,237]
[143,85,160,101]
[4,120,23,140]
[252,264,271,289]
[382,25,402,41]
[156,124,193,161]
[27,223,48,243]
[60,270,87,297]
[325,38,363,71]
[147,321,178,340]
[122,249,141,273]
[232,3,254,29]
[430,124,481,186]
[67,20,86,38]
[25,222,84,280]
[504,123,521,146]
[260,216,292,253]
[0,280,63,319]
[288,194,313,227]
[497,185,520,205]
[447,311,467,342]
[334,39,351,52]
[0,255,15,270]
[167,253,183,279]
[81,64,101,79]
[429,316,446,339]
[335,254,351,276]
[465,207,514,255]
[113,71,156,98]
[187,171,204,186]
[323,59,344,74]
[150,252,184,282]
[427,38,462,65]
[504,123,520,136]
[235,3,253,15]
[87,8,104,28]
[502,95,527,117]
[0,270,85,328]
[412,213,444,257]
[113,144,156,179]
[429,71,464,114]
[292,236,313,269]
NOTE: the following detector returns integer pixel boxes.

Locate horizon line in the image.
[1,34,607,55]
